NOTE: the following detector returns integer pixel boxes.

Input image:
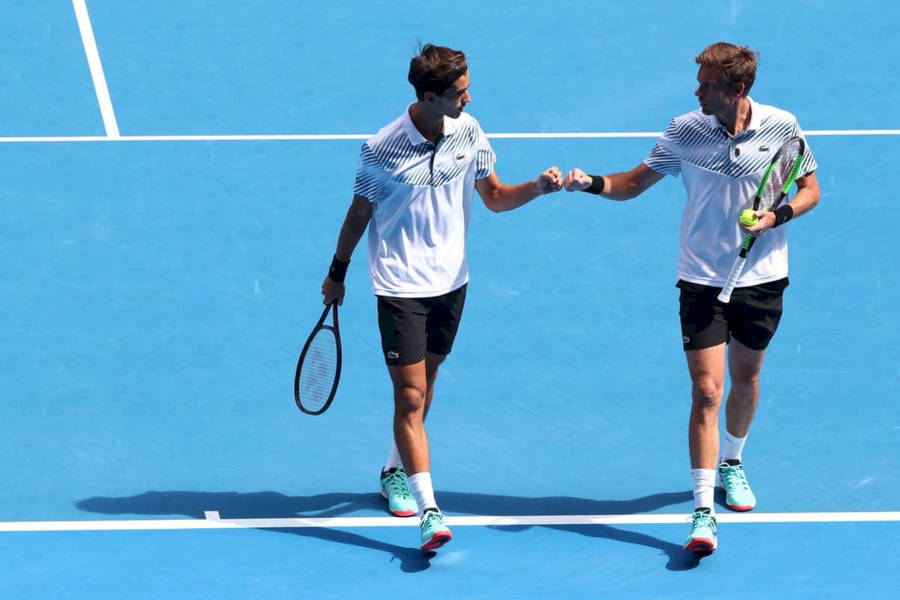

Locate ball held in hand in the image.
[740,209,759,227]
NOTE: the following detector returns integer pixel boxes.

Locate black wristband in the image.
[583,174,606,194]
[772,204,794,228]
[328,255,350,283]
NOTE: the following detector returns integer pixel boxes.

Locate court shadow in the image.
[76,490,433,573]
[436,490,704,571]
[76,489,701,572]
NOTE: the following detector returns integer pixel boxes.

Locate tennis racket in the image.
[294,300,342,415]
[717,136,806,304]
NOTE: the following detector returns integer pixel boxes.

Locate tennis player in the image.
[563,42,820,552]
[321,44,562,551]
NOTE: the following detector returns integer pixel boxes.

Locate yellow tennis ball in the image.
[740,209,758,227]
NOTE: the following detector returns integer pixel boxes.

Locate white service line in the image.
[0,130,899,144]
[1,511,898,533]
[72,0,119,138]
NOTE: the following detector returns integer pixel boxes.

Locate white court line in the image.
[1,512,898,533]
[72,0,119,138]
[0,130,899,144]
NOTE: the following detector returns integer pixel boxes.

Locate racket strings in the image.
[299,330,338,412]
[761,142,801,210]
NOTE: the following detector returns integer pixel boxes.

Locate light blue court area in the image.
[2,1,899,598]
[0,2,103,136]
[36,0,898,135]
[1,522,898,599]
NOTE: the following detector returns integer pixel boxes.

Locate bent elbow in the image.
[482,193,506,213]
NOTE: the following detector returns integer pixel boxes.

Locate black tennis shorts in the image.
[677,278,789,352]
[376,284,467,367]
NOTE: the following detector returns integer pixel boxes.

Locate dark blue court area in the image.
[2,1,898,598]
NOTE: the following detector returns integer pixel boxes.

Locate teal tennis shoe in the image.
[419,509,452,551]
[683,508,717,553]
[718,460,757,511]
[380,467,417,517]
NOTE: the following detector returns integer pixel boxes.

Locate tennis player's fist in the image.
[563,168,592,191]
[537,166,563,194]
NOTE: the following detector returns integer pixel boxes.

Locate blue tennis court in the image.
[2,1,898,598]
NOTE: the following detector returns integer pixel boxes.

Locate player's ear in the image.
[422,90,437,105]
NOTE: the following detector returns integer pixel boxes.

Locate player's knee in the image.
[730,371,760,395]
[691,377,724,409]
[394,385,426,413]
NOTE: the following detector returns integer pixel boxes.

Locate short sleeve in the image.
[789,120,818,178]
[352,143,387,202]
[643,119,683,177]
[473,124,496,180]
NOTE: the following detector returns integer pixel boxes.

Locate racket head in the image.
[756,136,806,211]
[294,302,342,415]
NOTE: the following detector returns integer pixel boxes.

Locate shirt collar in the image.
[402,103,458,146]
[745,96,762,132]
[706,96,761,135]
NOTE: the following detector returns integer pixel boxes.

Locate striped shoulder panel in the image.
[365,119,422,172]
[644,112,718,176]
[675,109,801,178]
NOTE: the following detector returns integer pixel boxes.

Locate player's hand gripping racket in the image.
[294,300,342,415]
[717,136,806,304]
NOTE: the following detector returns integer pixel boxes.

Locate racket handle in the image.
[717,256,747,304]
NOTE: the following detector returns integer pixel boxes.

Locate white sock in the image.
[384,441,403,471]
[691,468,716,513]
[721,431,748,463]
[407,472,437,514]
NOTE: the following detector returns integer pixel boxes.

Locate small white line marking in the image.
[0,512,897,533]
[204,511,221,521]
[0,130,898,144]
[72,0,119,138]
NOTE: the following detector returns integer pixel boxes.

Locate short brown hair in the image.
[695,42,758,95]
[408,44,467,101]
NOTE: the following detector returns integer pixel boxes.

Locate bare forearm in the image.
[786,184,819,218]
[563,163,664,200]
[482,180,542,213]
[333,196,372,261]
[335,218,367,261]
[322,197,371,304]
[593,172,646,201]
[477,168,562,212]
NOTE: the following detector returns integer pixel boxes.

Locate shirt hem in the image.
[677,272,788,288]
[372,279,469,299]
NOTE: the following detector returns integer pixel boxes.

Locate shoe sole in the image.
[421,530,452,551]
[380,490,416,517]
[683,537,717,553]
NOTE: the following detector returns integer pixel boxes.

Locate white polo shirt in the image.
[644,97,818,287]
[353,106,496,298]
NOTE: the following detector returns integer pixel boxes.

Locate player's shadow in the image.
[76,489,704,572]
[437,490,704,571]
[76,490,434,573]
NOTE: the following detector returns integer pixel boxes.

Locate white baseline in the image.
[0,130,899,144]
[1,511,898,533]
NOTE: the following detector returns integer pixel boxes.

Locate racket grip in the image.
[717,257,747,304]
